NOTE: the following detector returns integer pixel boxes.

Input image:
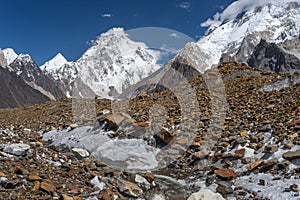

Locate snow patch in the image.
[259,75,300,91]
[235,173,300,200]
[42,126,160,171]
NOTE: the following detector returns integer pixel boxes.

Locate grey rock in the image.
[264,144,278,153]
[3,143,30,156]
[282,151,300,160]
[72,148,90,158]
[135,174,150,190]
[257,124,272,132]
[261,158,279,170]
[218,181,232,188]
[216,185,234,195]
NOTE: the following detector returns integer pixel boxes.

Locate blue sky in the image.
[0,0,235,65]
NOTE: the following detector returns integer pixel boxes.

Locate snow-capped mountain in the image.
[40,53,70,72]
[43,28,161,99]
[122,0,300,97]
[76,28,161,98]
[196,0,300,72]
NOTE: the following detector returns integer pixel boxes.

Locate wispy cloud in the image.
[101,13,112,18]
[85,40,95,46]
[218,5,225,10]
[160,44,180,54]
[200,12,221,27]
[178,2,191,9]
[169,33,180,39]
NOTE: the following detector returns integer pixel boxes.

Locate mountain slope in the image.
[9,54,65,100]
[247,39,300,72]
[197,0,300,72]
[0,66,50,108]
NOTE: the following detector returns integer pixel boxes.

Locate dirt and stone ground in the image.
[0,63,299,199]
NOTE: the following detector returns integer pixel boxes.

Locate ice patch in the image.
[91,176,105,190]
[235,173,300,200]
[259,75,300,92]
[42,126,160,171]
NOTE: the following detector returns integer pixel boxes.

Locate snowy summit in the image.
[40,53,69,72]
[2,48,18,65]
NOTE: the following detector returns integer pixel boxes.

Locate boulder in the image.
[187,188,225,200]
[3,143,30,156]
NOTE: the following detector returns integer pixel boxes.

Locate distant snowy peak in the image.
[76,27,161,98]
[79,27,159,62]
[198,0,300,65]
[2,48,18,65]
[41,53,69,71]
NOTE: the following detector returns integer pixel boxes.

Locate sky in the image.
[0,0,236,65]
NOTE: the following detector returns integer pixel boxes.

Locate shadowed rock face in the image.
[221,34,300,73]
[247,39,300,73]
[0,67,50,108]
[9,55,65,100]
[119,42,208,98]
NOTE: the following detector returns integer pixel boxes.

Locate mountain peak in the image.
[15,54,33,63]
[90,27,135,51]
[99,27,126,38]
[75,28,161,99]
[41,53,69,71]
[2,48,18,65]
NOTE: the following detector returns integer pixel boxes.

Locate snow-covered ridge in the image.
[214,0,300,24]
[198,0,300,65]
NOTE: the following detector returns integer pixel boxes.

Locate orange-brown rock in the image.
[68,185,82,194]
[247,159,264,171]
[40,182,56,194]
[234,148,246,158]
[287,119,300,126]
[0,172,7,177]
[144,172,155,183]
[134,121,149,127]
[32,181,40,191]
[214,168,238,179]
[60,194,74,200]
[27,175,42,182]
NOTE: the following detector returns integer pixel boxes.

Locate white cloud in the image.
[169,33,181,39]
[178,2,191,9]
[101,13,112,18]
[85,40,95,46]
[160,44,180,54]
[201,0,299,28]
[200,12,221,27]
[219,5,225,10]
